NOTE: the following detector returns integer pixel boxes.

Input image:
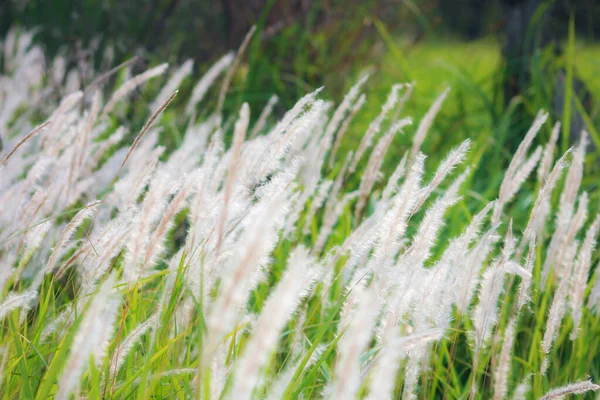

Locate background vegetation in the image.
[1,0,600,399]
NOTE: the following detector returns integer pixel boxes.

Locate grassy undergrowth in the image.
[0,27,599,400]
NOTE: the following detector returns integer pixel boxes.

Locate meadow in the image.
[0,25,599,400]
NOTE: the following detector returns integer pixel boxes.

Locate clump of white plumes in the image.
[0,28,599,400]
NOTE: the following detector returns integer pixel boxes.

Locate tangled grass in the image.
[0,28,599,400]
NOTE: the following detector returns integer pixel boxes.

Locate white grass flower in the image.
[472,224,519,353]
[230,247,319,399]
[511,375,531,400]
[149,59,193,112]
[493,316,517,400]
[110,314,158,377]
[355,118,411,219]
[330,284,380,400]
[323,74,369,154]
[186,53,234,115]
[410,87,449,160]
[329,93,367,168]
[569,214,600,339]
[540,380,600,400]
[0,290,37,321]
[493,110,548,224]
[537,121,560,184]
[412,138,470,214]
[349,84,403,173]
[250,94,279,138]
[367,328,443,400]
[517,235,537,311]
[103,63,168,115]
[56,272,120,400]
[32,201,100,289]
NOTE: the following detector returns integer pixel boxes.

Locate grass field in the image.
[0,25,599,400]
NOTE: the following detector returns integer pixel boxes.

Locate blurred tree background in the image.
[2,0,599,103]
[1,0,599,181]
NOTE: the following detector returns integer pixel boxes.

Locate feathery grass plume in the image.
[493,316,517,400]
[49,90,84,124]
[184,132,225,253]
[560,131,587,211]
[13,220,51,280]
[373,152,426,262]
[56,272,120,400]
[103,63,168,115]
[84,125,128,175]
[543,132,587,284]
[327,74,369,138]
[442,200,495,308]
[349,84,403,173]
[391,81,414,123]
[186,52,234,115]
[216,26,256,119]
[499,145,542,205]
[511,375,531,400]
[322,74,369,154]
[0,254,17,294]
[395,178,479,333]
[217,102,249,254]
[517,235,537,311]
[77,90,102,171]
[569,214,600,339]
[230,247,318,399]
[302,180,333,235]
[124,172,172,280]
[493,110,548,224]
[323,151,353,220]
[541,247,574,375]
[355,117,412,220]
[366,328,444,400]
[254,91,324,187]
[110,313,158,378]
[409,87,449,160]
[331,284,380,400]
[588,264,600,316]
[31,201,100,290]
[402,346,429,400]
[202,160,300,367]
[539,380,600,400]
[330,93,367,169]
[472,223,521,353]
[1,120,50,166]
[83,55,139,95]
[315,191,358,255]
[265,86,324,144]
[538,121,561,184]
[78,207,136,287]
[553,191,588,280]
[142,173,196,268]
[250,94,279,138]
[4,30,600,398]
[412,138,471,214]
[381,151,408,203]
[0,290,37,321]
[521,149,570,245]
[150,59,193,112]
[399,168,468,273]
[0,346,8,390]
[119,90,178,171]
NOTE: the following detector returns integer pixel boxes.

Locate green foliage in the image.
[1,13,600,400]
